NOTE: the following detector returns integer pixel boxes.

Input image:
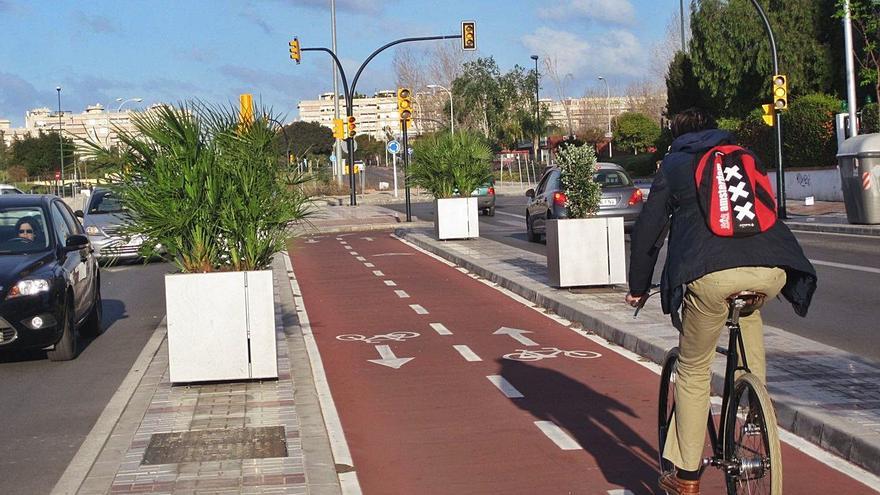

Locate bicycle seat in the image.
[726,291,767,316]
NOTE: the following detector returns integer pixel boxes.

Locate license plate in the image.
[600,198,617,207]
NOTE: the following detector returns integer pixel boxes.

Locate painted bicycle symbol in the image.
[336,331,420,344]
[503,347,602,362]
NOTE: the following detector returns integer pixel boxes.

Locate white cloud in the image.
[521,28,646,80]
[539,0,636,25]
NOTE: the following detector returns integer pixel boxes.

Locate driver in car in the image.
[14,216,40,243]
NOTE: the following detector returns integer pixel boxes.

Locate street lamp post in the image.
[598,76,612,158]
[531,54,540,165]
[562,73,574,137]
[427,84,454,134]
[115,97,143,112]
[56,86,64,197]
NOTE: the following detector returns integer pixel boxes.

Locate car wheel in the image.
[487,206,495,217]
[47,300,77,361]
[81,282,103,338]
[526,214,541,242]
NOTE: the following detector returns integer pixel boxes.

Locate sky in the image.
[0,0,680,127]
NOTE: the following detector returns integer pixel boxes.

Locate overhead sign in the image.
[387,140,401,154]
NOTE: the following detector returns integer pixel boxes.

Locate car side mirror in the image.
[74,210,84,218]
[525,188,535,198]
[64,234,90,252]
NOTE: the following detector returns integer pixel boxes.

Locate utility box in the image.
[837,133,880,224]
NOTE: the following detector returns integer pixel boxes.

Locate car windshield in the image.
[88,191,125,214]
[0,207,51,254]
[594,170,633,188]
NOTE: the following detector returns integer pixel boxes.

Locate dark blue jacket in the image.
[628,129,817,319]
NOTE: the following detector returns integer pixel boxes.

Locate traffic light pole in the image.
[751,0,786,219]
[402,118,412,222]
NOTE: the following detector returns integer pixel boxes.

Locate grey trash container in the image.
[837,133,880,224]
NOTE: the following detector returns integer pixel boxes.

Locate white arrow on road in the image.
[493,327,538,346]
[368,345,414,369]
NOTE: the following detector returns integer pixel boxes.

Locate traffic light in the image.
[772,74,788,110]
[239,93,253,126]
[289,37,301,64]
[761,104,775,127]
[397,88,413,122]
[347,116,356,139]
[332,118,345,140]
[461,21,476,51]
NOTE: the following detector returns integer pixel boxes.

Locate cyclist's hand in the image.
[625,292,648,308]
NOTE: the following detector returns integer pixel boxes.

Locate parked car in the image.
[0,184,24,195]
[76,188,147,262]
[525,162,645,242]
[474,179,496,216]
[0,194,102,361]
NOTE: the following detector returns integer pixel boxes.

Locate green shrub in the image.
[783,93,838,168]
[614,112,661,154]
[557,143,602,218]
[736,109,775,166]
[862,103,879,133]
[409,131,492,199]
[717,117,742,132]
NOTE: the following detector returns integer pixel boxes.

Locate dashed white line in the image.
[486,375,523,398]
[394,290,410,298]
[534,421,582,451]
[430,323,452,335]
[383,280,397,286]
[607,490,635,495]
[409,304,428,314]
[453,345,482,362]
[350,252,359,256]
[372,270,385,277]
[364,263,375,268]
[339,241,348,245]
[344,246,352,250]
[356,256,366,261]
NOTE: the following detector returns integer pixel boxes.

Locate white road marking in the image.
[791,229,879,240]
[493,326,539,346]
[364,262,375,268]
[607,490,635,495]
[409,304,428,314]
[373,270,385,277]
[373,252,414,257]
[430,323,452,335]
[356,256,366,261]
[344,245,352,250]
[350,251,359,256]
[384,280,397,286]
[810,259,880,275]
[534,421,582,451]
[394,290,410,298]
[339,241,348,245]
[486,375,524,398]
[368,345,414,369]
[453,345,482,362]
[361,237,374,241]
[496,210,524,220]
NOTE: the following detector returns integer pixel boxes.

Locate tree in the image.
[277,121,334,163]
[9,131,75,177]
[0,132,9,169]
[665,51,708,117]
[614,112,661,154]
[837,0,880,122]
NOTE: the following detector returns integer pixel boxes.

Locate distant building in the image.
[1,104,147,151]
[545,95,660,136]
[297,91,428,141]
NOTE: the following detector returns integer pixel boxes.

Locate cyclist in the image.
[624,107,816,494]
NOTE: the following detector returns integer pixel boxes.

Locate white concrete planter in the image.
[165,270,277,384]
[546,217,626,287]
[434,197,479,240]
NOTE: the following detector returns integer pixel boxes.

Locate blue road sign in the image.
[387,140,401,154]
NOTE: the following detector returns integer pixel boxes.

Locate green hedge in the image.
[862,103,879,133]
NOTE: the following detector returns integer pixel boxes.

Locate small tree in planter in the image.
[410,131,492,239]
[89,102,311,383]
[547,143,626,287]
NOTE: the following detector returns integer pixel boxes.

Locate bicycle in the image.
[502,347,602,362]
[636,290,782,494]
[336,331,420,343]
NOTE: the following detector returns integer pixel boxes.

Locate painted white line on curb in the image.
[364,263,375,268]
[51,317,168,495]
[487,375,523,398]
[394,290,410,298]
[453,345,482,362]
[283,252,361,494]
[409,304,428,314]
[372,270,385,277]
[534,421,582,451]
[384,280,397,286]
[430,323,452,335]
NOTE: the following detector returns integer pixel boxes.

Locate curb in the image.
[394,227,880,478]
[784,220,880,236]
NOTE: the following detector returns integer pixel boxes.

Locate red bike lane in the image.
[289,232,876,495]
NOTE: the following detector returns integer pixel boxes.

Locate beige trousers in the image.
[662,266,787,471]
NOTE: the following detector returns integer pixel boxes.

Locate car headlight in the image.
[85,225,102,236]
[7,279,51,299]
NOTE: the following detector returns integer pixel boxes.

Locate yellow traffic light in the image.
[761,104,775,127]
[239,93,253,126]
[461,21,476,51]
[289,37,301,64]
[772,74,787,110]
[397,87,413,121]
[347,116,356,139]
[332,118,345,140]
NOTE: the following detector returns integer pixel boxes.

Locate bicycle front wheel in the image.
[723,373,782,495]
[657,347,679,474]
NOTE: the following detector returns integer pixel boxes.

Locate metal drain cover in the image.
[142,426,288,464]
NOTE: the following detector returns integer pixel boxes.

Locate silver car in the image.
[75,188,146,261]
[525,162,645,242]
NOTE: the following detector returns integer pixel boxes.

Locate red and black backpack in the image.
[694,145,777,237]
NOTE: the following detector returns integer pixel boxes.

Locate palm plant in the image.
[409,131,492,199]
[87,102,310,273]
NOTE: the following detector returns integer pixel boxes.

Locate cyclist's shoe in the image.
[659,471,700,495]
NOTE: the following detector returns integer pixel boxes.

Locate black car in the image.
[0,195,102,361]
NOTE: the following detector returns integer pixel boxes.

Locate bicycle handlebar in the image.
[632,288,660,319]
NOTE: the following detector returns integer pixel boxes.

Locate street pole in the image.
[116,97,143,112]
[402,119,411,222]
[598,76,612,158]
[331,0,343,184]
[56,86,64,198]
[531,55,540,166]
[750,0,786,219]
[843,0,859,137]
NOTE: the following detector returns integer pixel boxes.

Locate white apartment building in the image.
[1,104,144,151]
[545,95,650,135]
[297,91,429,140]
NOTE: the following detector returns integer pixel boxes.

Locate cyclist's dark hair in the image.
[671,107,717,138]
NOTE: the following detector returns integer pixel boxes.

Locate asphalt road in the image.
[0,260,171,495]
[385,195,880,362]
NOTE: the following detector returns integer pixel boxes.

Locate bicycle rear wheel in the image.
[723,373,782,495]
[657,347,679,474]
